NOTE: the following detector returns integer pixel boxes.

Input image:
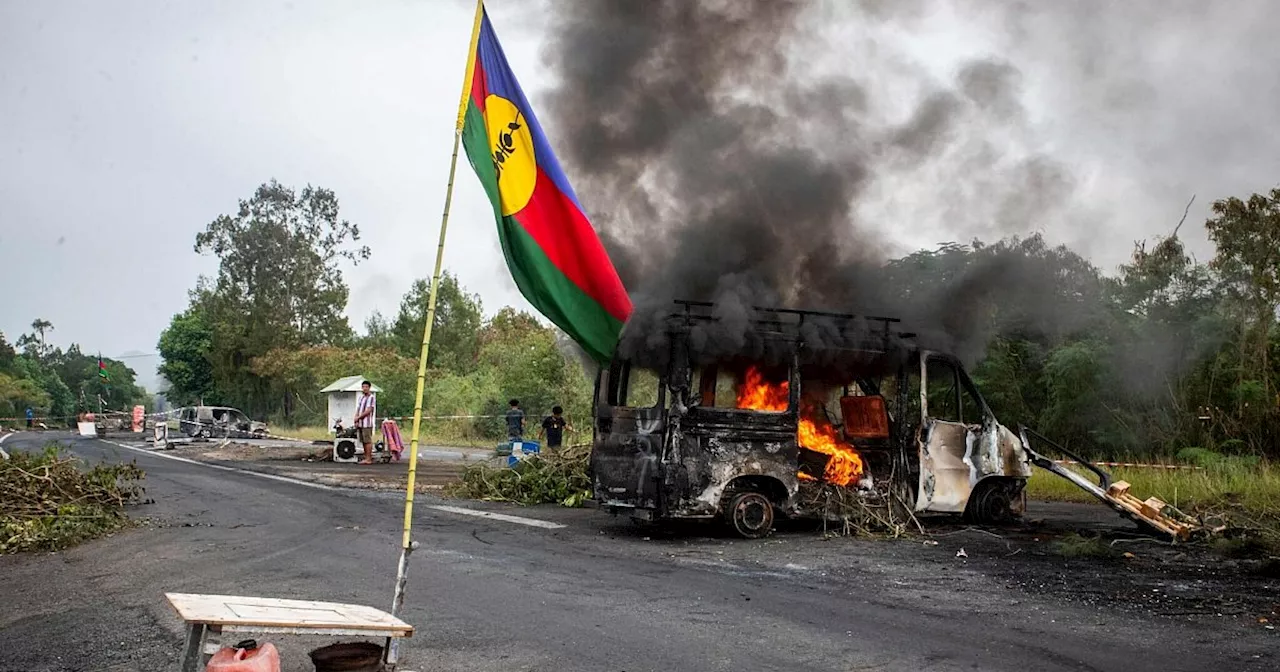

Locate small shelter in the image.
[321,376,383,432]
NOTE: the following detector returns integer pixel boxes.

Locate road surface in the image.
[0,432,1273,671]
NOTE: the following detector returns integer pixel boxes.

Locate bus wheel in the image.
[727,491,775,539]
[965,479,1018,525]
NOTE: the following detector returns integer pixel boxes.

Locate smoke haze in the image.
[533,0,1280,367]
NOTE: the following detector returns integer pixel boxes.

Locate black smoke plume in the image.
[540,0,1080,367]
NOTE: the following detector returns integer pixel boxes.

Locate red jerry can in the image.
[205,639,280,672]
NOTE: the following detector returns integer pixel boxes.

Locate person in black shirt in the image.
[505,399,524,441]
[538,405,574,451]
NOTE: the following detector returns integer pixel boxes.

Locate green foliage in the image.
[387,273,484,373]
[247,301,596,442]
[13,356,75,420]
[470,308,593,439]
[191,180,370,416]
[157,308,216,406]
[1,445,146,554]
[45,346,147,413]
[251,345,418,424]
[1039,340,1116,450]
[451,450,591,506]
[0,325,143,421]
[0,372,50,418]
[0,332,17,375]
[15,318,55,360]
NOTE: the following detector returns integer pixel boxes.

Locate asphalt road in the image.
[0,431,1273,671]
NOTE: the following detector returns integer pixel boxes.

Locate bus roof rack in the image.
[669,300,917,344]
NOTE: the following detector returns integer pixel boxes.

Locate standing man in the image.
[538,405,574,453]
[25,407,34,429]
[354,380,377,465]
[505,399,524,442]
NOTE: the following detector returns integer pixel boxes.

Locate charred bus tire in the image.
[727,491,775,539]
[964,478,1019,525]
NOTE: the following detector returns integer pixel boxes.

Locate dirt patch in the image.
[262,462,466,491]
[165,439,315,463]
[158,440,472,492]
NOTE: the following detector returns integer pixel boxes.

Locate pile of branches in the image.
[450,443,592,507]
[796,479,922,538]
[1,445,147,553]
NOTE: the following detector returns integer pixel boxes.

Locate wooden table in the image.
[165,592,414,671]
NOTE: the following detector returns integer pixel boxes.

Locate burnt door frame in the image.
[591,357,668,510]
[915,351,996,513]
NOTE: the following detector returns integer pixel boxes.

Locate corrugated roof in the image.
[319,375,384,393]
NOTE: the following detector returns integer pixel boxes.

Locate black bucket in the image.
[308,641,384,672]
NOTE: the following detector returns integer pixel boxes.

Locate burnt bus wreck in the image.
[590,301,1033,538]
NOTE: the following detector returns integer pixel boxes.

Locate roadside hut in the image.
[321,376,383,433]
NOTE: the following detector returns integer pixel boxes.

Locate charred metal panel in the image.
[916,420,1032,513]
[987,424,1034,479]
[590,362,667,511]
[916,419,971,512]
[665,410,799,517]
[591,405,666,510]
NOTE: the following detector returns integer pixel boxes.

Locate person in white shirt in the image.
[354,380,377,464]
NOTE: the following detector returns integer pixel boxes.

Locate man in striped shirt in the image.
[355,380,377,464]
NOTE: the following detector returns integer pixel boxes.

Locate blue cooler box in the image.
[506,440,541,467]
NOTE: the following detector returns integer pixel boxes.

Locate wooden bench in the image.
[166,592,414,672]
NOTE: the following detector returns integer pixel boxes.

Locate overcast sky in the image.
[3,1,1279,391]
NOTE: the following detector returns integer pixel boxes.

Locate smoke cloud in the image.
[534,0,1277,369]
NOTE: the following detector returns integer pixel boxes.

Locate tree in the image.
[359,311,396,351]
[157,308,217,406]
[1205,188,1280,405]
[41,346,147,412]
[16,318,54,360]
[12,356,74,420]
[0,332,16,375]
[190,180,369,415]
[469,308,592,436]
[390,272,483,373]
[250,345,417,424]
[0,372,50,418]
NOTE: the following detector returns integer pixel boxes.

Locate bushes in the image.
[1,445,146,553]
[450,446,591,507]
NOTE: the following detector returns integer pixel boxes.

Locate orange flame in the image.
[735,366,865,487]
[797,407,865,486]
[735,366,790,412]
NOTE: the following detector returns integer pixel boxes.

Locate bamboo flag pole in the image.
[387,0,485,666]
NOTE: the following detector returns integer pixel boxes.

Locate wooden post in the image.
[386,1,486,667]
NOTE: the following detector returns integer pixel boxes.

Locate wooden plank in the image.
[165,593,413,635]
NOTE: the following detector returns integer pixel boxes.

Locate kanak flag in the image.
[458,4,632,363]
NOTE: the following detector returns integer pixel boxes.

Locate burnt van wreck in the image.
[590,301,1033,538]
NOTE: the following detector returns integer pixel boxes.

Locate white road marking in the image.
[101,439,335,491]
[425,504,566,529]
[98,439,566,530]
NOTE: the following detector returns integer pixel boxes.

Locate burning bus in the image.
[589,301,1034,538]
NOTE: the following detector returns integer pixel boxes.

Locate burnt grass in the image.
[925,514,1279,622]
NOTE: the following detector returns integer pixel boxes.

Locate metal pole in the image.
[387,5,484,666]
